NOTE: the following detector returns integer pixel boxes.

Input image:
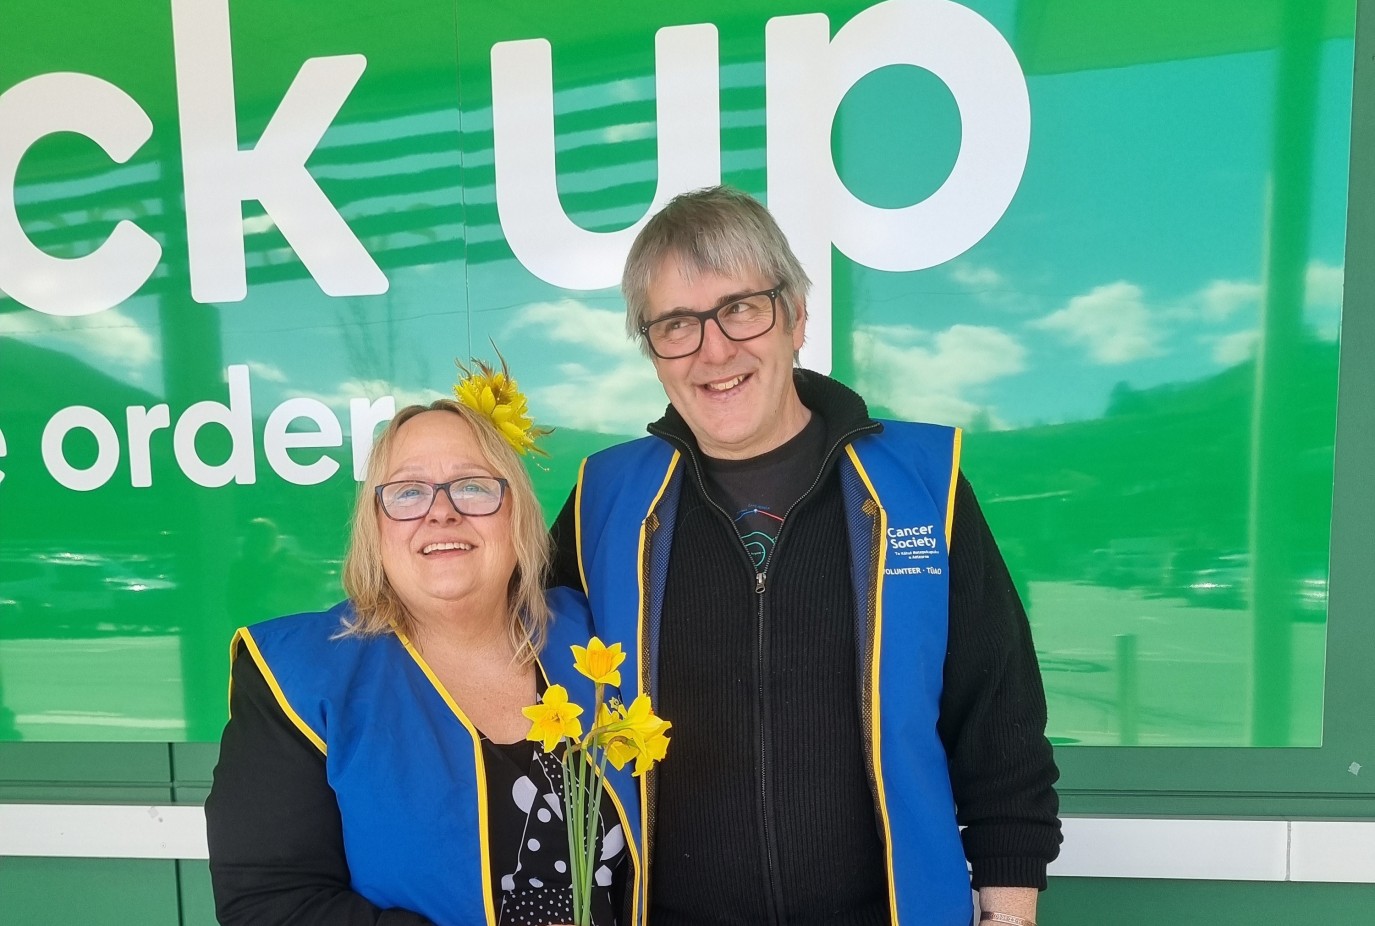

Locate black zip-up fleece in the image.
[550,371,1061,926]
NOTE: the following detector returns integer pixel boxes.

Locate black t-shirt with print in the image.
[699,412,828,573]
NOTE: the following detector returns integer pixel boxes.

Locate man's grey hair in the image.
[621,186,812,353]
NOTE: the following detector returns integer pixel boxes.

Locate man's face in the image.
[644,258,808,460]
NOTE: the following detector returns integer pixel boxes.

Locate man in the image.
[551,186,1060,926]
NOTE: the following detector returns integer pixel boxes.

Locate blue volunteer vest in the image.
[236,590,642,926]
[574,422,971,926]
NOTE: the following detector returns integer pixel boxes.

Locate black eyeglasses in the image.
[375,477,509,520]
[639,286,781,360]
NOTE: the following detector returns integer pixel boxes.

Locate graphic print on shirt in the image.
[734,505,785,569]
[499,749,626,926]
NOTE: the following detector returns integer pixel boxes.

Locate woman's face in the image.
[376,411,518,626]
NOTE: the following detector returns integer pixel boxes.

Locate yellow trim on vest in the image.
[636,448,680,922]
[842,445,901,924]
[604,773,645,926]
[234,628,327,756]
[945,428,963,550]
[574,456,590,596]
[395,629,498,926]
[226,632,239,715]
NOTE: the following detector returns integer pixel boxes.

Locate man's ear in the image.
[791,295,808,352]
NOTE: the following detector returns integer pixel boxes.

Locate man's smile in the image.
[702,373,749,393]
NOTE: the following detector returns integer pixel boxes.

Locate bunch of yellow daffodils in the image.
[523,637,671,925]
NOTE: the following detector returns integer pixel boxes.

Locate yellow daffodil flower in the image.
[620,693,668,738]
[601,727,671,776]
[454,352,552,456]
[572,637,626,687]
[636,726,671,776]
[604,737,639,772]
[597,693,671,776]
[522,684,584,752]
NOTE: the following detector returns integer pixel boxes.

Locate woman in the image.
[205,399,631,926]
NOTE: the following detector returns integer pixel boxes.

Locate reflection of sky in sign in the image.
[504,299,665,433]
[1,24,1353,440]
[836,38,1353,430]
[0,300,162,390]
[465,30,1354,437]
[707,29,1329,431]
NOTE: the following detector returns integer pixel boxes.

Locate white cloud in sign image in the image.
[1031,281,1164,365]
[294,379,447,416]
[505,299,665,435]
[0,305,160,385]
[1036,259,1343,369]
[852,323,1027,429]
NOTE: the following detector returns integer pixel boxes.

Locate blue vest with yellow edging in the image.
[235,589,642,926]
[573,421,972,926]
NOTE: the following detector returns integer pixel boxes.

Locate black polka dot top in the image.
[482,737,627,926]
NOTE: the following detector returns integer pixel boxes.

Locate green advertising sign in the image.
[0,0,1356,754]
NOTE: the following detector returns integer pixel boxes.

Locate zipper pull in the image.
[755,571,767,594]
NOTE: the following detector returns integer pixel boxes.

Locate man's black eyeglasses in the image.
[639,287,781,360]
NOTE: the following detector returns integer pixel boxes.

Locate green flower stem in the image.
[561,744,586,925]
[582,747,610,926]
[573,681,608,926]
[577,740,591,924]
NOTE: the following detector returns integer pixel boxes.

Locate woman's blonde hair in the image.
[340,399,551,664]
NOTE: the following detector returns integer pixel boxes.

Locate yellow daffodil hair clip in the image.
[454,346,552,457]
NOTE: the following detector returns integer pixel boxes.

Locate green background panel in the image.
[4,861,1375,924]
[168,742,217,804]
[0,0,1368,808]
[0,0,470,744]
[178,860,218,926]
[1016,0,1355,73]
[0,858,181,926]
[1054,0,1374,803]
[0,2,1374,922]
[1037,878,1375,925]
[0,743,171,802]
